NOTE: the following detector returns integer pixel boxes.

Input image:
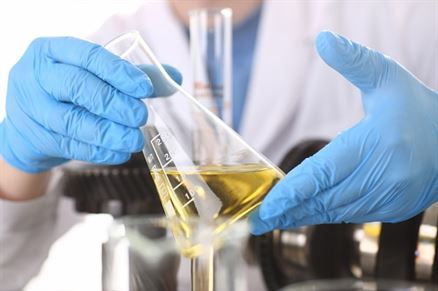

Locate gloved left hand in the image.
[250,31,438,234]
[0,36,182,174]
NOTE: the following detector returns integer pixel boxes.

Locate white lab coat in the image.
[1,1,436,290]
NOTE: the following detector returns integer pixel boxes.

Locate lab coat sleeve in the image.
[0,7,145,289]
[0,169,62,291]
[0,8,144,289]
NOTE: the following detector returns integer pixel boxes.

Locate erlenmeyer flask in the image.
[105,31,284,237]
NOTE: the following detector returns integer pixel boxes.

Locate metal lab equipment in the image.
[102,216,250,291]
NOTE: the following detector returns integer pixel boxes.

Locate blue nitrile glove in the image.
[250,31,438,234]
[0,37,181,173]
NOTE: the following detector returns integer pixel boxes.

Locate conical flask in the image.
[105,31,284,233]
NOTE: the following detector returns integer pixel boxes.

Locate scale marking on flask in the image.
[150,133,195,209]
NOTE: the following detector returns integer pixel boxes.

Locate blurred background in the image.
[0,0,146,121]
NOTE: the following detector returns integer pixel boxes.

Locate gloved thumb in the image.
[316,31,393,93]
[137,64,183,97]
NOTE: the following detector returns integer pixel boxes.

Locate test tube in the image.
[189,8,233,126]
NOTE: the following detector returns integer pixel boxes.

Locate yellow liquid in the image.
[150,163,284,257]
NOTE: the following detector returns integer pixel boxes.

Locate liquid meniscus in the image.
[152,164,283,221]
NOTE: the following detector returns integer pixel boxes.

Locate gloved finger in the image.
[32,37,153,97]
[252,127,420,235]
[2,112,131,172]
[55,134,132,164]
[258,125,364,220]
[48,101,144,152]
[268,191,414,230]
[249,208,276,235]
[39,62,147,127]
[315,31,395,93]
[273,203,368,229]
[13,92,144,153]
[269,188,366,227]
[264,158,379,224]
[138,64,183,97]
[162,64,183,85]
[250,204,333,234]
[251,205,346,234]
[353,210,417,224]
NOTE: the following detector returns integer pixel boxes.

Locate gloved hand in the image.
[0,37,181,173]
[250,31,438,234]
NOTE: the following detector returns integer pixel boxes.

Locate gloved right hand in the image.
[0,37,154,173]
[250,31,438,234]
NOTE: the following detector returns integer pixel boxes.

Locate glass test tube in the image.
[189,8,233,126]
